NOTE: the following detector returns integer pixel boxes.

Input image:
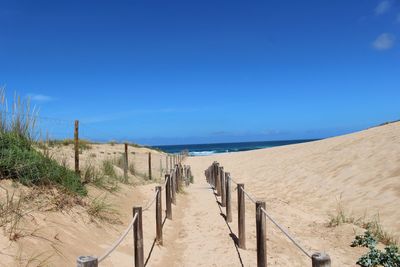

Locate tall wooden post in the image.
[170,156,172,172]
[215,164,221,196]
[133,207,144,267]
[256,201,266,267]
[238,183,246,249]
[76,256,98,267]
[220,167,226,207]
[148,152,152,180]
[165,174,172,219]
[124,143,128,178]
[74,120,80,175]
[312,253,331,267]
[174,165,179,193]
[155,186,163,245]
[225,172,232,222]
[171,170,176,205]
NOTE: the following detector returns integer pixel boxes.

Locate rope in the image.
[163,176,169,188]
[241,187,257,204]
[98,212,138,262]
[260,207,311,259]
[230,177,239,185]
[142,190,159,211]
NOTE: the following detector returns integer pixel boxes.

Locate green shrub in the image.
[351,231,400,267]
[352,231,377,248]
[0,133,86,195]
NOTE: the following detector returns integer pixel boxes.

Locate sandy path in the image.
[153,158,255,267]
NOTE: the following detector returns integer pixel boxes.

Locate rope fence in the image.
[77,161,194,267]
[204,161,332,267]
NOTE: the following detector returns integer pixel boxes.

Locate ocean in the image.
[153,139,318,156]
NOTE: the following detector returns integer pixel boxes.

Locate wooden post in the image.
[256,201,266,267]
[220,167,226,207]
[148,152,152,180]
[165,174,172,219]
[170,156,172,171]
[238,183,246,249]
[211,164,215,188]
[225,172,232,223]
[312,253,331,267]
[74,120,80,175]
[124,143,128,178]
[133,207,144,267]
[155,186,163,245]
[175,165,179,193]
[215,163,221,196]
[171,170,176,205]
[76,256,98,267]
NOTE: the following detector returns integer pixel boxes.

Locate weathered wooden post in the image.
[225,172,232,223]
[170,155,172,172]
[220,167,226,207]
[171,169,176,205]
[256,201,266,267]
[165,174,172,219]
[175,165,179,193]
[215,163,221,196]
[238,183,246,249]
[148,152,152,180]
[312,253,331,267]
[211,162,216,190]
[124,143,128,178]
[76,256,98,267]
[155,186,162,245]
[133,206,144,267]
[74,120,80,175]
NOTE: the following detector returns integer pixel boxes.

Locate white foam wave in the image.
[189,151,217,156]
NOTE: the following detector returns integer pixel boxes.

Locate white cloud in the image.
[372,33,395,50]
[375,0,392,15]
[28,94,54,102]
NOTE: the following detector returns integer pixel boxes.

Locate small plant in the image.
[328,199,359,227]
[351,231,400,267]
[351,231,377,248]
[129,162,135,175]
[363,215,398,246]
[87,195,119,223]
[102,160,116,178]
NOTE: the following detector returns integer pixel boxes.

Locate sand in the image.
[1,122,399,266]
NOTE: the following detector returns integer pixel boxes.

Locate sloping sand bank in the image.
[156,122,399,266]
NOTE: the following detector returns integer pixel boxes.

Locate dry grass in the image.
[328,200,398,246]
[86,195,120,223]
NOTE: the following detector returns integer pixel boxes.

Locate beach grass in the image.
[0,89,86,195]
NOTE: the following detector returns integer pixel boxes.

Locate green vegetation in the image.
[0,89,86,195]
[86,195,119,223]
[47,138,92,150]
[351,231,400,267]
[1,132,86,195]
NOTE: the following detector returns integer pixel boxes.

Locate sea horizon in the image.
[152,138,319,156]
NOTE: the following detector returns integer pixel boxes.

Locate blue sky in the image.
[1,0,399,145]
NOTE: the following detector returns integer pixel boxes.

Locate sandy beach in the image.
[1,122,399,266]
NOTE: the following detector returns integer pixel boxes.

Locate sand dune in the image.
[1,122,398,266]
[173,121,399,266]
